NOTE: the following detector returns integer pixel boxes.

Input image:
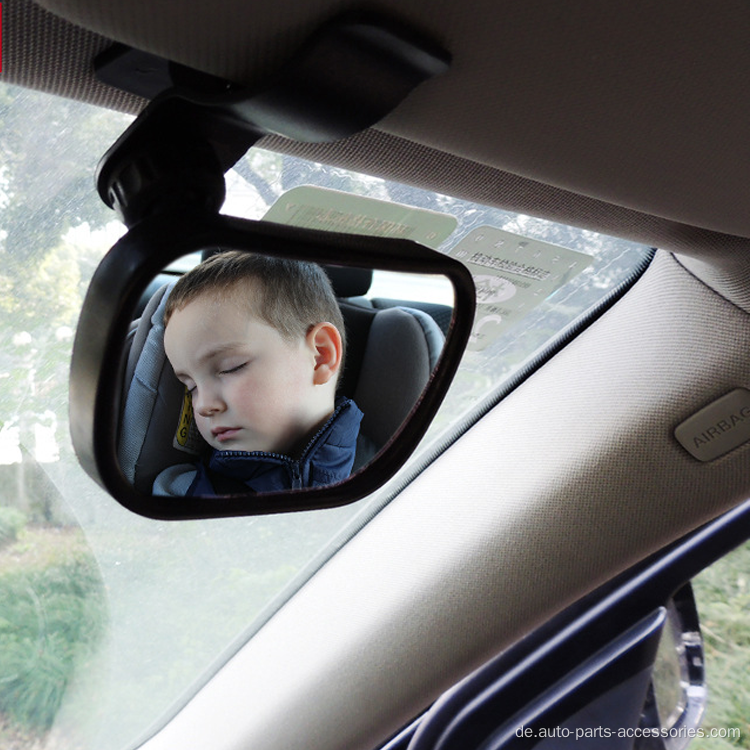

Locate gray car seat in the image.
[118,267,447,494]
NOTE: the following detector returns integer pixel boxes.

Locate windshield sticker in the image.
[262,185,457,249]
[445,226,592,350]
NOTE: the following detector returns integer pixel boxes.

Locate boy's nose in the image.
[194,390,225,417]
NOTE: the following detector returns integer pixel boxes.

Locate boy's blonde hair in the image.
[164,251,346,357]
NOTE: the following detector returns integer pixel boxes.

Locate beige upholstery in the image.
[139,251,750,749]
[6,0,750,252]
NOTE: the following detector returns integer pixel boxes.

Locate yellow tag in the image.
[175,388,194,448]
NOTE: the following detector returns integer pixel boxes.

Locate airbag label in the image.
[675,388,750,462]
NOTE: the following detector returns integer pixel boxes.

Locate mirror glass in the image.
[117,251,455,498]
[643,585,706,749]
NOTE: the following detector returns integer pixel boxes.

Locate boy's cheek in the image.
[195,419,212,441]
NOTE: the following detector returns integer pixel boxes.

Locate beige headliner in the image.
[7,0,750,263]
[6,2,750,749]
[139,251,750,750]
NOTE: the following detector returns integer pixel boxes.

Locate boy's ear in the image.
[308,322,343,385]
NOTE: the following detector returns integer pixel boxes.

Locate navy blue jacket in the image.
[186,398,363,495]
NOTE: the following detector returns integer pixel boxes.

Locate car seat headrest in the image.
[200,247,374,298]
[351,306,441,449]
[325,266,373,297]
[119,282,208,491]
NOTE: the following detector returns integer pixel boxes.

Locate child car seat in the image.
[118,267,448,493]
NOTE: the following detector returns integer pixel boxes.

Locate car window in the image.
[0,83,652,749]
[692,540,750,747]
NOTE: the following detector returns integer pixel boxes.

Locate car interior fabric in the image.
[347,305,439,448]
[369,298,453,336]
[139,250,750,750]
[9,0,750,253]
[119,281,197,492]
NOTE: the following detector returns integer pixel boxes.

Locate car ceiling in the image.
[5,2,750,750]
[7,0,750,255]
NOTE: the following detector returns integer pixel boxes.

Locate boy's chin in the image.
[208,433,288,455]
[202,425,311,455]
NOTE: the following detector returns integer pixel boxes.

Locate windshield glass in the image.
[0,84,652,749]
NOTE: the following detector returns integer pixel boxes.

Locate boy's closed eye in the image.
[218,362,248,376]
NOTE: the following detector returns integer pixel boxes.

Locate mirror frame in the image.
[69,207,475,519]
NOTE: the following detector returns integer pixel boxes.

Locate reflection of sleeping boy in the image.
[153,251,363,496]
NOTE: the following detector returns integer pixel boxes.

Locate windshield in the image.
[0,84,652,749]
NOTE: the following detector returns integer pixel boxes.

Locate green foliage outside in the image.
[0,528,106,737]
[692,540,750,749]
[0,507,27,549]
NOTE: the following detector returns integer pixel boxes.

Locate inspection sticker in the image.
[445,226,592,351]
[262,186,457,249]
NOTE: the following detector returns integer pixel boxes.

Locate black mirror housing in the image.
[69,209,475,519]
[72,13,468,518]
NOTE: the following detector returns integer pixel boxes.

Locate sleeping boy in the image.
[153,251,363,496]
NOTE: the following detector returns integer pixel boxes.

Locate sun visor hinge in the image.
[94,14,450,228]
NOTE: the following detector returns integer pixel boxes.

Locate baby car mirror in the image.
[69,12,473,517]
[69,213,474,518]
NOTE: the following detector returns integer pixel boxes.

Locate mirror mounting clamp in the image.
[95,13,451,227]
